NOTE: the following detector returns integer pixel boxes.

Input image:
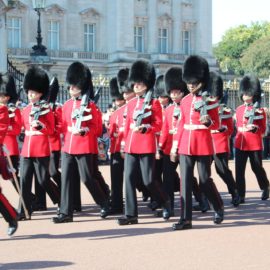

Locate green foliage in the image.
[213,22,270,76]
[240,36,270,78]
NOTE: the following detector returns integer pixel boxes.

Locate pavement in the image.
[0,161,270,270]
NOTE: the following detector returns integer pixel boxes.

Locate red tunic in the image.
[211,106,234,154]
[49,105,62,152]
[21,103,55,157]
[0,105,9,144]
[109,104,127,154]
[62,98,99,154]
[123,96,162,154]
[234,104,266,151]
[175,93,219,156]
[3,106,22,156]
[159,103,181,155]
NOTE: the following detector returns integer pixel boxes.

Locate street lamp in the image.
[31,0,47,56]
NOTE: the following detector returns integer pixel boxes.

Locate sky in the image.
[212,0,270,44]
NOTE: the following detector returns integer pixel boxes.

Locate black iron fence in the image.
[6,57,270,112]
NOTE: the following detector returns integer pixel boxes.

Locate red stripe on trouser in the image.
[0,192,17,219]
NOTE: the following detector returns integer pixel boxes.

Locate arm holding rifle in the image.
[245,101,265,133]
[133,89,156,133]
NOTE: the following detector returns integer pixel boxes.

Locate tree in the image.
[240,36,270,78]
[213,22,270,75]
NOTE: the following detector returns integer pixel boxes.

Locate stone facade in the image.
[0,0,216,83]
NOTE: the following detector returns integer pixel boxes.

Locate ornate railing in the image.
[7,48,109,61]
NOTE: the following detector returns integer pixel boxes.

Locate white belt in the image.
[25,130,43,136]
[68,126,74,133]
[184,124,208,130]
[238,127,249,132]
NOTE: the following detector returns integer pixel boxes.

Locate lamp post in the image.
[31,0,47,56]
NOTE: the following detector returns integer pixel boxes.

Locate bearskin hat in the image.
[23,66,49,96]
[239,75,262,103]
[47,77,59,104]
[110,77,123,100]
[0,73,8,95]
[117,68,131,94]
[165,67,189,96]
[209,72,223,101]
[0,73,18,102]
[129,59,156,90]
[66,61,92,96]
[154,75,167,98]
[183,55,210,87]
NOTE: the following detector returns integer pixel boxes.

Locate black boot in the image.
[100,200,110,219]
[172,219,192,230]
[162,200,172,221]
[7,219,18,236]
[231,190,240,207]
[117,216,138,225]
[213,208,224,224]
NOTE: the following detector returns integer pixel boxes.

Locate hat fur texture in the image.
[110,77,123,100]
[23,66,49,96]
[165,67,189,96]
[183,55,209,86]
[129,59,156,90]
[117,68,131,94]
[154,75,167,97]
[209,71,223,101]
[66,61,93,96]
[239,75,261,102]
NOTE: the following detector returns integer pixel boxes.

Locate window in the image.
[7,17,21,48]
[182,30,190,54]
[134,26,144,52]
[84,24,96,52]
[48,21,60,50]
[158,28,168,53]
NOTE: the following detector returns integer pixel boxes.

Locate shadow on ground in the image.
[0,261,73,270]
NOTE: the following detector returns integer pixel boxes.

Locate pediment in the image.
[45,4,65,16]
[79,8,100,20]
[158,13,173,23]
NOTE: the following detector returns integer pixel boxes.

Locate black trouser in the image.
[49,151,61,188]
[110,152,124,210]
[10,155,20,192]
[213,152,237,195]
[34,172,47,207]
[34,151,62,208]
[60,152,108,216]
[0,191,17,223]
[92,154,110,197]
[179,154,223,221]
[235,149,269,198]
[19,156,60,214]
[163,155,178,210]
[72,162,82,210]
[124,153,168,217]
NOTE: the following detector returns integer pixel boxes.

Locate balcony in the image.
[7,48,109,61]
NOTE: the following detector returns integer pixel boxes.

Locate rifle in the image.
[244,101,264,124]
[93,78,105,104]
[47,77,59,108]
[133,88,153,127]
[73,91,90,130]
[2,145,30,219]
[194,91,219,117]
[219,104,233,120]
[30,100,50,121]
